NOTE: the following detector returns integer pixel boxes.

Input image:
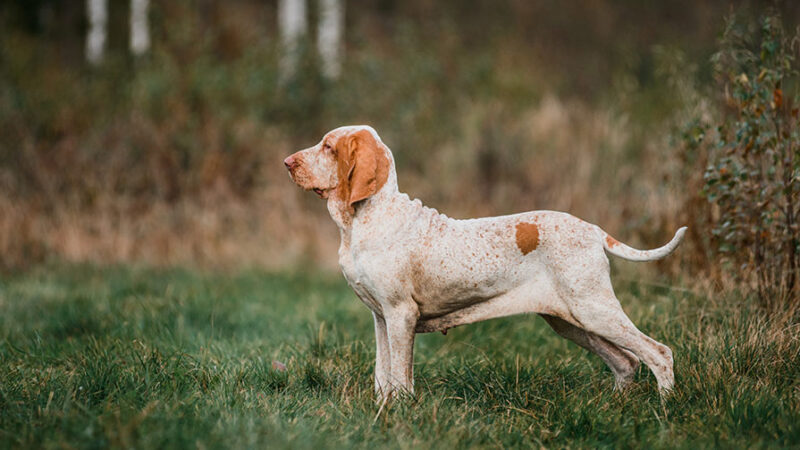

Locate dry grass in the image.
[6,0,789,276]
[0,96,689,273]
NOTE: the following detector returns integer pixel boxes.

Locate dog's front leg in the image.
[384,301,419,397]
[372,312,392,398]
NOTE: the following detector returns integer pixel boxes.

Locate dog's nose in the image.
[284,156,297,171]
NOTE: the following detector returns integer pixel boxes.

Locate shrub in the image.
[700,13,799,307]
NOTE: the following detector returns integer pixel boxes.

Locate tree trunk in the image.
[278,0,307,81]
[130,0,150,56]
[317,0,344,79]
[85,0,107,65]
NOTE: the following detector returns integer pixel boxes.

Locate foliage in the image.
[0,0,764,270]
[701,13,800,306]
[0,265,798,448]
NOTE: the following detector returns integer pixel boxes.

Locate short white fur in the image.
[285,125,686,399]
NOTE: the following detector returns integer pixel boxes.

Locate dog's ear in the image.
[336,129,389,212]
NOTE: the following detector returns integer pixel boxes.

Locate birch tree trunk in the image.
[317,0,344,79]
[86,0,108,65]
[278,0,308,81]
[130,0,150,56]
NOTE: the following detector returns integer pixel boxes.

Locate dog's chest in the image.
[338,242,387,314]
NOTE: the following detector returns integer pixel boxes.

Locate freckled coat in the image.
[285,125,686,398]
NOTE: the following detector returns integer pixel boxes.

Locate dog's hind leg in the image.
[566,296,675,393]
[540,314,640,389]
[550,249,674,393]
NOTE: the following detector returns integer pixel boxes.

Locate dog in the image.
[284,125,686,398]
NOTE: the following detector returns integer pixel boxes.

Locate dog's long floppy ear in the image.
[336,129,389,212]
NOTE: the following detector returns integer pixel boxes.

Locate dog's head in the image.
[284,126,390,211]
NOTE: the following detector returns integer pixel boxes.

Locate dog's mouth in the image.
[313,188,327,198]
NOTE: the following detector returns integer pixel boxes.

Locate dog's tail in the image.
[598,226,687,262]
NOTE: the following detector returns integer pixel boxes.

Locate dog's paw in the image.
[375,384,414,404]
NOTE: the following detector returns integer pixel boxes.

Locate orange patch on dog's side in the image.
[606,235,620,248]
[515,222,540,255]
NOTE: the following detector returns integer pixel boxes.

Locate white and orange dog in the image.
[284,125,685,398]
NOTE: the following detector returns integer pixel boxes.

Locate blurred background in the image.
[1,1,798,294]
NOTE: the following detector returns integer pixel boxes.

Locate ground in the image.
[0,264,798,448]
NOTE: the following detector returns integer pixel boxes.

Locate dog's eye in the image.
[323,143,335,154]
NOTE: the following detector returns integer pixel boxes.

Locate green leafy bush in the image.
[701,13,799,306]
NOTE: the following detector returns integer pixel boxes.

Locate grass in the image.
[0,264,798,448]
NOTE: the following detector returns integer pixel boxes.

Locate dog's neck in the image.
[327,163,401,228]
[327,155,429,249]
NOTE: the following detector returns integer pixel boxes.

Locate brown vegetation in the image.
[0,1,797,305]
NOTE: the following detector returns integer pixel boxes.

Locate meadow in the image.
[1,264,797,448]
[1,2,798,448]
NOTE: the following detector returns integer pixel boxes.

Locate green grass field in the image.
[1,265,798,448]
